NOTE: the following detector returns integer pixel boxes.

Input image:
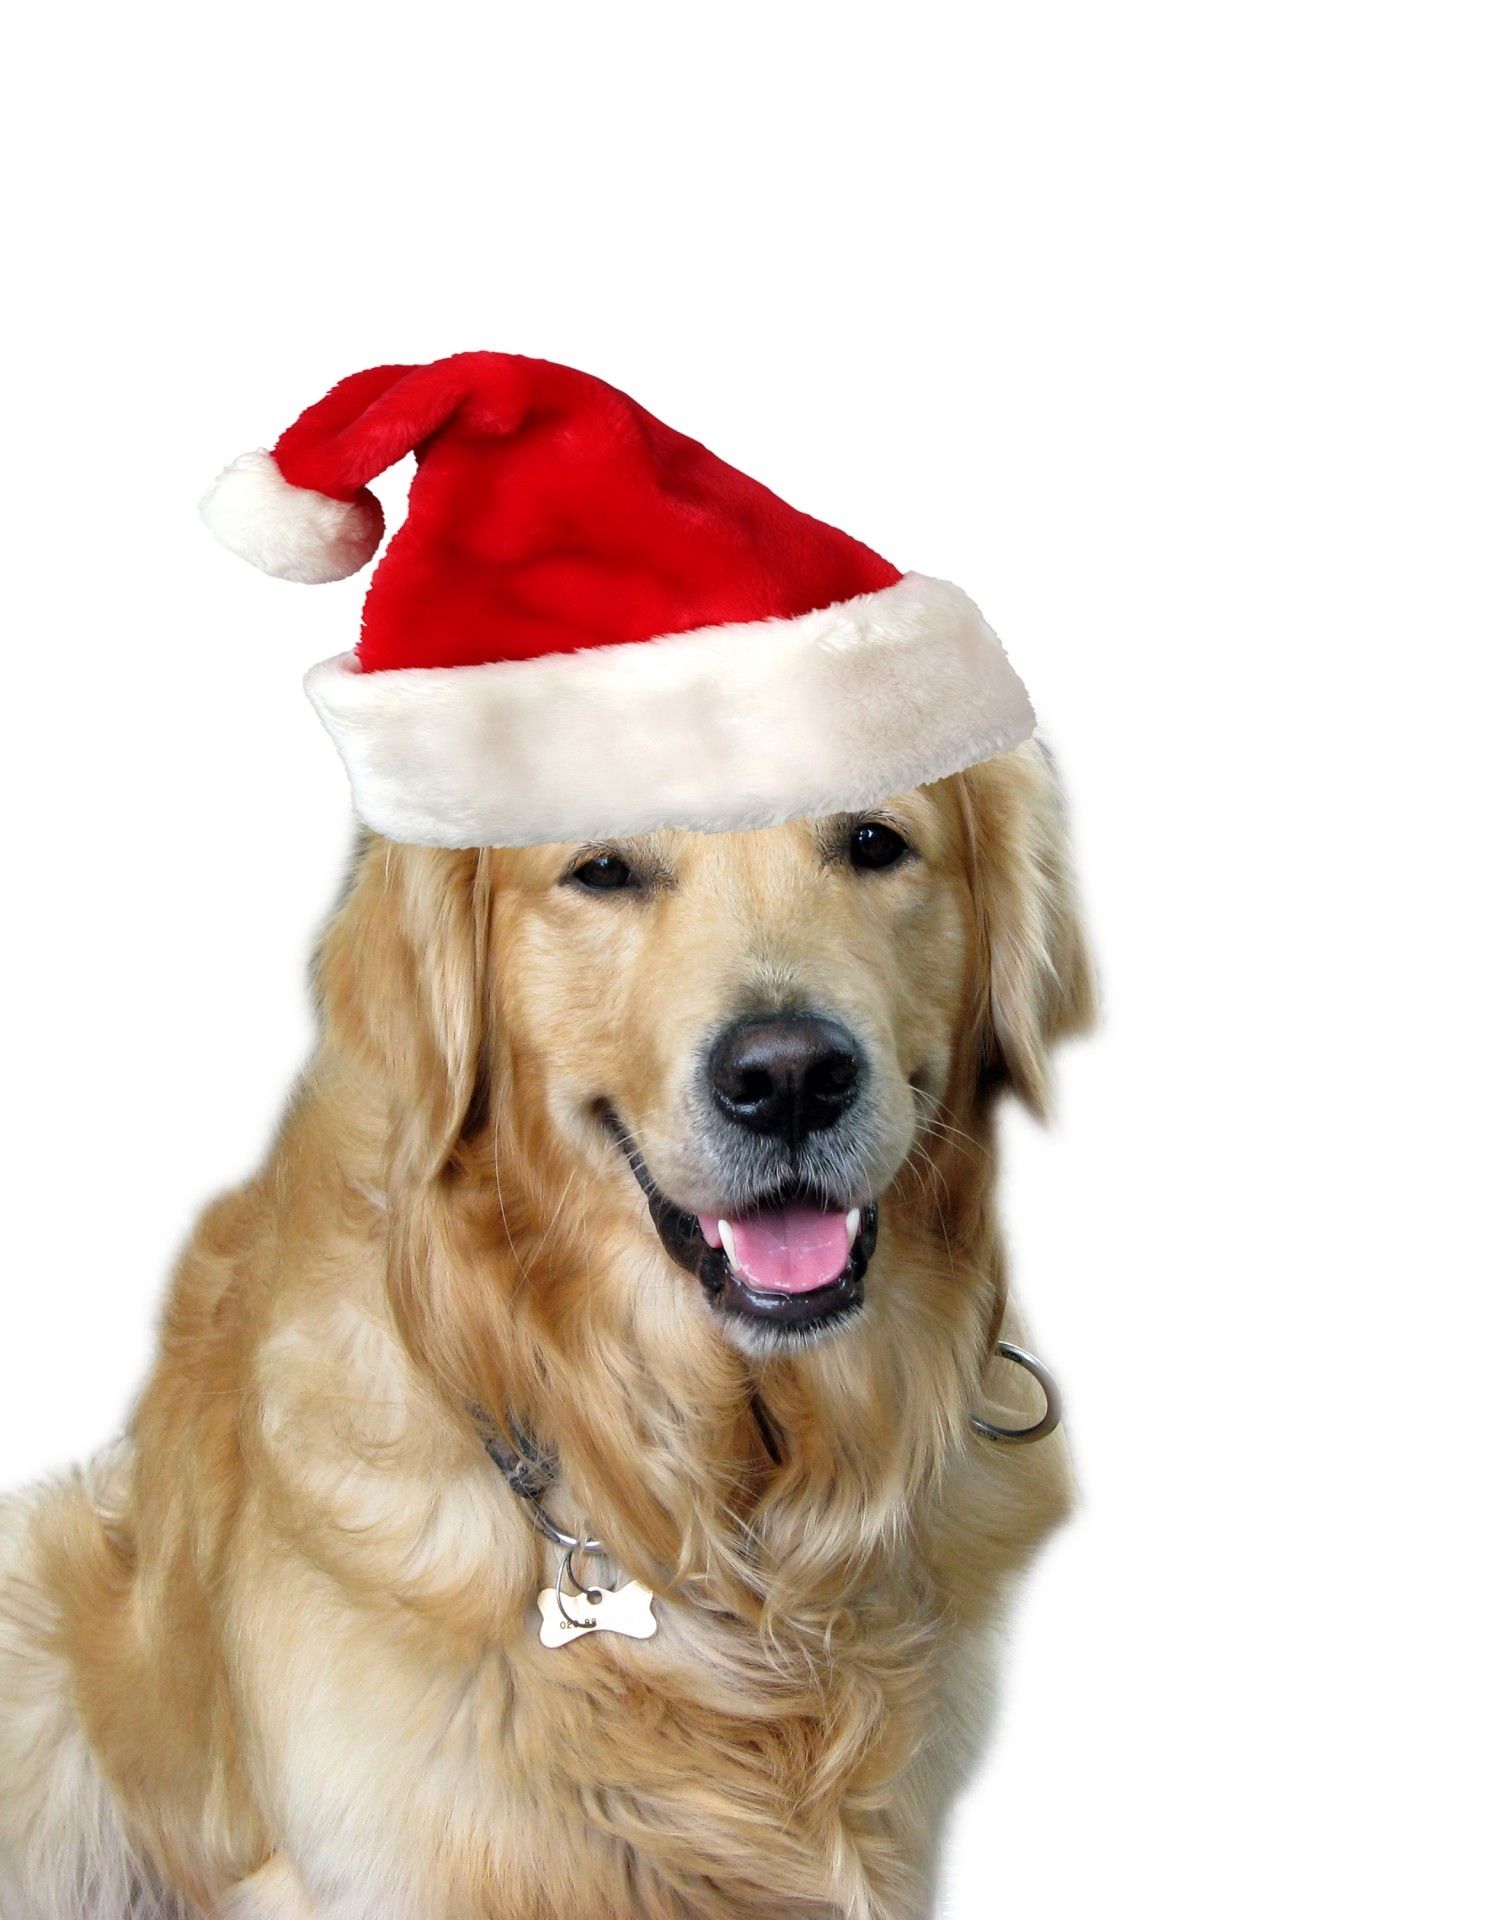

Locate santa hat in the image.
[201,352,1034,848]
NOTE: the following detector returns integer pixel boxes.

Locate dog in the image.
[0,741,1093,1920]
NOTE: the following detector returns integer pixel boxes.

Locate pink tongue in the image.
[704,1205,851,1294]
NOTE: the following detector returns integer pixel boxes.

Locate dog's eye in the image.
[848,821,911,872]
[569,852,636,892]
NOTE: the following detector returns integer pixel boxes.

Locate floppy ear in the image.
[959,742,1096,1118]
[315,836,494,1184]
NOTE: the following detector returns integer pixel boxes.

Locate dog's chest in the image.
[413,1581,944,1919]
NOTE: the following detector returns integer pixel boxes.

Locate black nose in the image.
[709,1014,862,1144]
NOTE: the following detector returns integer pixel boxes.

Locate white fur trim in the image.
[200,449,384,585]
[304,574,1036,847]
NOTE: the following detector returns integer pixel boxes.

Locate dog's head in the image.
[320,742,1093,1368]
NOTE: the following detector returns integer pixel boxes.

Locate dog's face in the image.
[492,789,964,1344]
[473,746,1091,1351]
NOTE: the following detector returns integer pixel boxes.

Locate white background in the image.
[2,5,1483,1915]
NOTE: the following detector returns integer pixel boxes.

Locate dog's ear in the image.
[958,743,1096,1118]
[316,837,493,1183]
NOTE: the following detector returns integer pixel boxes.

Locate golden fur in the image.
[0,744,1093,1920]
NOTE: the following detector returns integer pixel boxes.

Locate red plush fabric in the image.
[271,353,902,674]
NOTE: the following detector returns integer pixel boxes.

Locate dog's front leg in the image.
[216,1858,320,1920]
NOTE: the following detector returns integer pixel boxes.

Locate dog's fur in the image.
[0,744,1093,1920]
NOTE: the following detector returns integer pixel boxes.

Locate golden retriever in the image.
[0,741,1092,1920]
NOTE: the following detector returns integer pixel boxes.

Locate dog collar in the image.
[480,1340,1061,1561]
[481,1344,1060,1651]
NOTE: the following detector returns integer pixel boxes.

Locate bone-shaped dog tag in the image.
[538,1579,658,1649]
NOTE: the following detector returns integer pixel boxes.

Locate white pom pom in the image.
[199,449,384,585]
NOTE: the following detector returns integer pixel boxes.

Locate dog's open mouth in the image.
[608,1119,877,1336]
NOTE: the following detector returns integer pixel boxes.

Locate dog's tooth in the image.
[846,1208,861,1244]
[718,1220,738,1268]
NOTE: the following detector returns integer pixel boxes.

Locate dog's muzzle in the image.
[607,1114,878,1338]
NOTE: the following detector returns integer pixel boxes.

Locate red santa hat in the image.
[201,352,1034,848]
